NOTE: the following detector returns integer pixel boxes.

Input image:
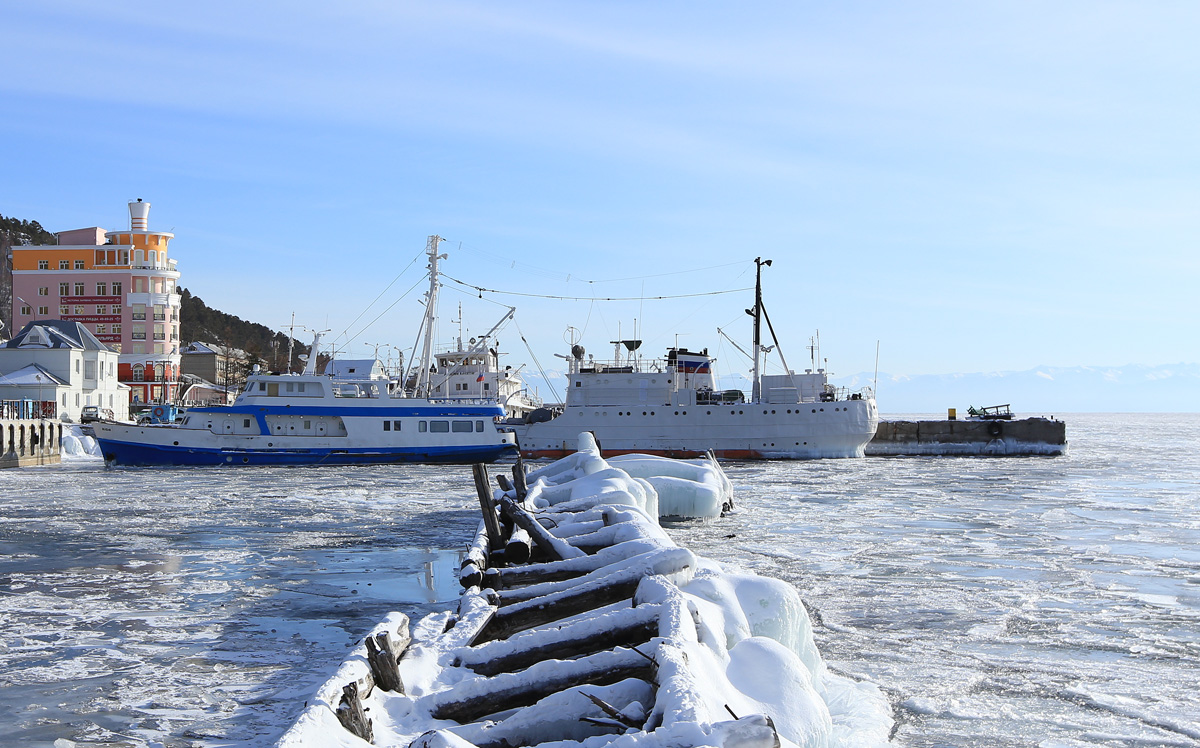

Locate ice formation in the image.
[276,433,891,748]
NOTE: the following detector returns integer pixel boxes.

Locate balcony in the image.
[153,314,166,321]
[132,313,146,320]
[153,333,166,340]
[132,333,146,340]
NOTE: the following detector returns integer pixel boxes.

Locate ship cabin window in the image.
[298,383,306,393]
[483,383,490,391]
[476,420,484,432]
[430,421,449,433]
[419,421,427,432]
[383,421,390,431]
[393,421,402,431]
[243,419,251,428]
[451,421,473,433]
[575,381,581,387]
[286,383,294,392]
[258,382,266,391]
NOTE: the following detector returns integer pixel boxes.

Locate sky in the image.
[3,1,1197,395]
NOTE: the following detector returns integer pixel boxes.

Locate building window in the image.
[74,306,84,315]
[132,304,146,320]
[154,344,163,354]
[59,260,69,270]
[59,306,69,315]
[96,283,107,295]
[20,305,30,315]
[38,287,48,296]
[112,305,121,315]
[153,305,165,321]
[96,324,107,334]
[111,282,122,295]
[59,282,69,296]
[74,260,85,269]
[132,343,145,354]
[134,278,144,292]
[133,365,144,381]
[112,344,122,353]
[38,260,48,269]
[153,324,164,340]
[38,306,49,315]
[96,305,107,315]
[112,324,121,334]
[74,283,85,295]
[155,364,165,380]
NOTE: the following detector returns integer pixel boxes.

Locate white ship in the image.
[514,258,878,460]
[94,237,518,466]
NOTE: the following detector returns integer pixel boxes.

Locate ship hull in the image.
[515,398,878,460]
[95,435,513,467]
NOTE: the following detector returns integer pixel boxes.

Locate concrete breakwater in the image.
[866,417,1066,456]
[0,418,62,468]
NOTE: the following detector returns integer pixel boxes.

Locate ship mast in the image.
[750,257,772,402]
[414,235,445,398]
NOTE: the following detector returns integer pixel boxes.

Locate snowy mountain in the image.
[834,363,1200,414]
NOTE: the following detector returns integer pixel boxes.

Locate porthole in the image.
[674,411,679,416]
[173,441,179,446]
[242,456,249,463]
[771,410,776,414]
[706,411,711,415]
[812,409,817,413]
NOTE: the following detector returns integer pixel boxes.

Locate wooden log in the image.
[459,561,483,589]
[456,604,662,677]
[364,620,411,693]
[476,574,642,643]
[462,522,490,572]
[472,464,505,553]
[498,496,585,561]
[495,473,514,494]
[497,547,695,607]
[442,590,497,649]
[335,681,373,742]
[505,526,532,565]
[512,459,528,500]
[491,538,666,590]
[430,646,655,724]
[409,730,480,748]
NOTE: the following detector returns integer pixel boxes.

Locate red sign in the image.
[95,334,122,343]
[60,296,122,304]
[61,315,123,323]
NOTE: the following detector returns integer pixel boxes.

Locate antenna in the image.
[874,340,880,394]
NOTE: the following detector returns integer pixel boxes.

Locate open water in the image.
[0,413,1196,747]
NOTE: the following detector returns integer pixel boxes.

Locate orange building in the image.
[10,200,183,406]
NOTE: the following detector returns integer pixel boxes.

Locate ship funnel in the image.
[129,199,150,231]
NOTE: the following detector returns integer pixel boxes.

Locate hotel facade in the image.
[9,200,183,405]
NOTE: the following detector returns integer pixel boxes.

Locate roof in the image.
[0,363,69,387]
[3,320,114,352]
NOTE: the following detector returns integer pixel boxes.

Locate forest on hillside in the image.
[179,288,310,372]
[0,214,57,334]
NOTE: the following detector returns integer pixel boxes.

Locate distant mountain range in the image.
[832,363,1200,414]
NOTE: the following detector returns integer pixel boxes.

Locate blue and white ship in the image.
[95,236,518,466]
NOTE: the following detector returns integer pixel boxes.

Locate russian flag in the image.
[476,374,485,382]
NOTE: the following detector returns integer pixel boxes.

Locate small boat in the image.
[514,258,879,460]
[95,237,518,466]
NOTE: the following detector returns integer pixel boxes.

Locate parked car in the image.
[80,406,114,423]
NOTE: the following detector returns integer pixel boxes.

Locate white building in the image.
[0,320,129,422]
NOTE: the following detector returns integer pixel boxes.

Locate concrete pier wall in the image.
[0,418,63,468]
[866,417,1066,456]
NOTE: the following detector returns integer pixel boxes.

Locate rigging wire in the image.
[513,316,562,405]
[340,274,430,350]
[441,273,751,302]
[332,249,426,345]
[453,242,751,285]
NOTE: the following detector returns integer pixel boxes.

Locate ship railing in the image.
[426,396,503,406]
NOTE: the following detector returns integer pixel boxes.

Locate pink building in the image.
[10,200,184,405]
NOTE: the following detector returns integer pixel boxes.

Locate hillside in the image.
[0,214,58,334]
[179,288,310,371]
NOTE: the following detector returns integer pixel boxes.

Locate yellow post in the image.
[948,407,957,421]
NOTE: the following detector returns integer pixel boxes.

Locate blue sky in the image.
[3,1,1197,390]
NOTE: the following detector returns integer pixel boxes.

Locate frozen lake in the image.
[1,413,1196,747]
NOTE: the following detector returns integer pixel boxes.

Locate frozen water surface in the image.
[668,413,1200,747]
[1,413,1198,747]
[0,462,479,747]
